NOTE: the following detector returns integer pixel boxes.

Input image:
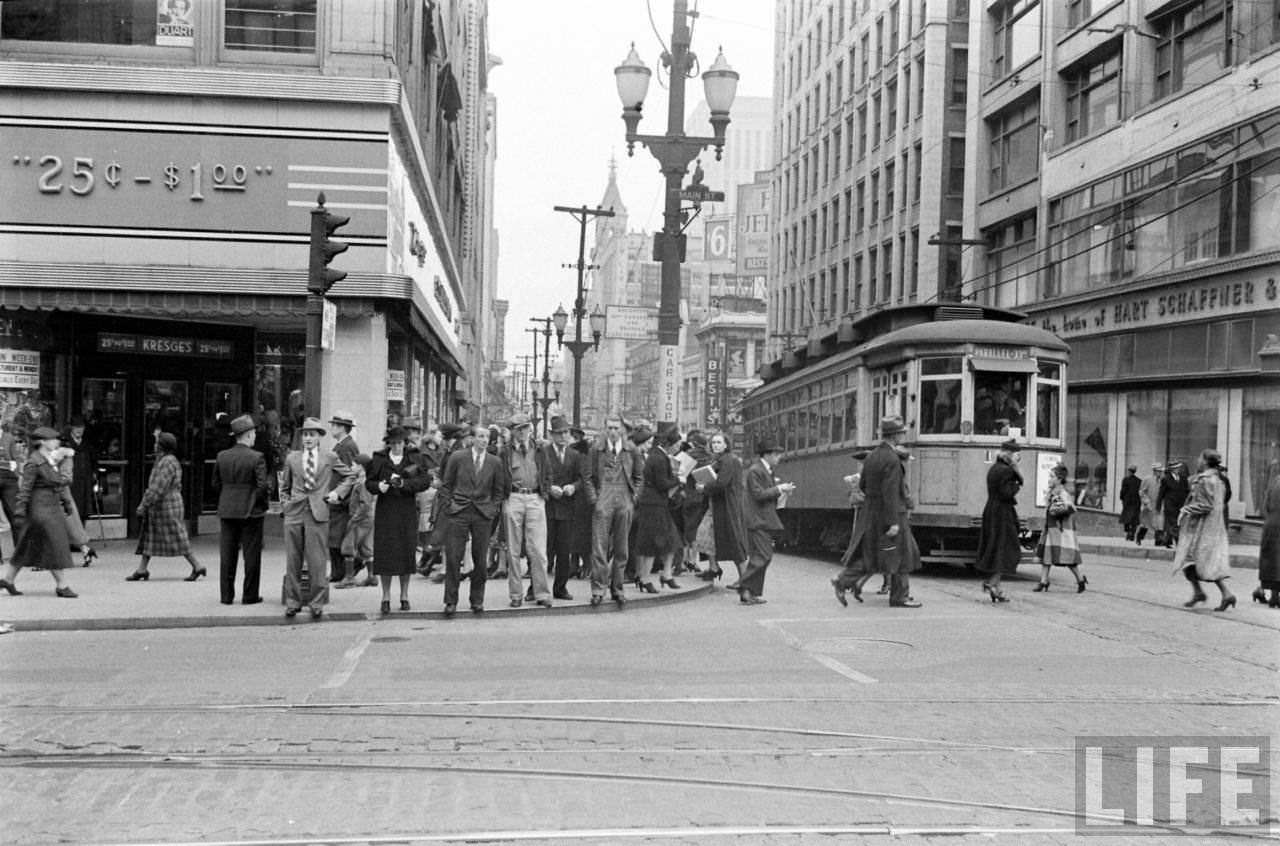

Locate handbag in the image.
[1048,489,1075,518]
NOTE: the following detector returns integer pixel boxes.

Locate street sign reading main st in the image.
[676,188,725,202]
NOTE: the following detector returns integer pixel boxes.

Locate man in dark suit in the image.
[280,417,353,619]
[739,439,795,604]
[326,410,360,585]
[543,415,583,600]
[583,416,644,606]
[439,424,506,615]
[213,414,269,605]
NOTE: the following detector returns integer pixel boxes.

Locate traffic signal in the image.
[308,192,349,296]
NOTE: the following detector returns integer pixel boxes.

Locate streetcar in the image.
[740,304,1070,564]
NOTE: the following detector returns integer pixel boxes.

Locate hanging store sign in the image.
[97,333,235,358]
[0,349,40,390]
[736,181,771,278]
[705,346,723,427]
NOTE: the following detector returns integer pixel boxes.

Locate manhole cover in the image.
[805,637,913,655]
[370,636,411,643]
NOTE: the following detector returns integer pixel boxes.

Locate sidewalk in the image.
[0,533,710,632]
[1075,533,1259,571]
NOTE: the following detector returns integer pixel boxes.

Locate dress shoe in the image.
[360,575,378,587]
[1076,576,1089,594]
[509,599,523,608]
[400,599,411,611]
[660,577,681,590]
[380,600,391,615]
[55,586,78,598]
[590,595,603,606]
[1033,582,1049,592]
[183,567,207,582]
[638,581,658,594]
[310,607,323,620]
[443,603,456,617]
[125,571,150,582]
[876,584,890,595]
[1252,587,1267,604]
[611,591,627,607]
[739,592,767,605]
[471,604,484,613]
[1214,595,1237,612]
[242,597,263,605]
[0,578,23,596]
[553,591,574,601]
[334,578,356,590]
[890,599,923,608]
[831,578,848,607]
[725,581,740,591]
[1183,591,1207,608]
[285,607,299,618]
[221,600,234,606]
[536,598,553,608]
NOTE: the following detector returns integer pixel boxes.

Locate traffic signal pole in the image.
[304,192,349,418]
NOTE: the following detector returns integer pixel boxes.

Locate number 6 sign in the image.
[704,217,731,261]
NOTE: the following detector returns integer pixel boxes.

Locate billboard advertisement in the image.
[735,181,771,279]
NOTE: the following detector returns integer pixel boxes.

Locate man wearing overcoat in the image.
[543,416,583,600]
[212,413,269,605]
[326,410,361,585]
[739,438,795,604]
[844,415,922,607]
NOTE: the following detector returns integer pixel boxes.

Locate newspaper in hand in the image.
[674,451,697,482]
[690,464,717,486]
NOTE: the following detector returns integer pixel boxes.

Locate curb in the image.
[2,582,714,633]
[1078,543,1255,570]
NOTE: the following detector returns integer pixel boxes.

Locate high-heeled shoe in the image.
[1076,576,1088,593]
[1253,587,1267,604]
[660,577,681,590]
[81,548,97,568]
[1214,595,1236,612]
[698,565,722,582]
[1270,594,1280,609]
[982,583,1009,603]
[125,571,150,582]
[638,581,658,594]
[55,586,78,598]
[399,599,411,611]
[380,600,391,615]
[1032,581,1049,592]
[183,567,207,582]
[1183,591,1207,608]
[0,578,22,596]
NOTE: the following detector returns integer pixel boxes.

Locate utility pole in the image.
[553,204,613,427]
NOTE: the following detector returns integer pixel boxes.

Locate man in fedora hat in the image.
[280,418,355,619]
[326,410,361,586]
[584,414,644,606]
[212,414,270,605]
[1156,460,1190,548]
[739,438,795,604]
[543,415,583,600]
[839,416,922,608]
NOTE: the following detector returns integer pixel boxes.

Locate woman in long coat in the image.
[1033,463,1087,592]
[366,427,431,614]
[974,438,1023,602]
[1118,464,1141,542]
[1138,462,1163,546]
[568,428,594,578]
[1254,464,1280,608]
[678,431,711,574]
[1174,448,1235,611]
[0,426,78,597]
[697,431,748,584]
[130,431,204,581]
[633,427,684,592]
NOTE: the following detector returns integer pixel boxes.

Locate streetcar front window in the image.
[1036,362,1062,440]
[973,370,1029,436]
[919,357,962,436]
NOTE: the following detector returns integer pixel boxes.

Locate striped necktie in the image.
[304,449,316,491]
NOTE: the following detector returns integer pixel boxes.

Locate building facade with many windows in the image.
[962,0,1280,524]
[0,0,494,535]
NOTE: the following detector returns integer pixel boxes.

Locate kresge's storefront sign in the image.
[98,333,234,358]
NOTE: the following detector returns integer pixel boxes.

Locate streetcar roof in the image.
[863,318,1070,354]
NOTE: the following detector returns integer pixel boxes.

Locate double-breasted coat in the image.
[365,449,431,575]
[136,453,191,557]
[846,442,920,575]
[975,455,1024,576]
[13,453,73,570]
[701,451,748,564]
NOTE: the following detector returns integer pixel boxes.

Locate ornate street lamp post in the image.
[615,1,738,425]
[552,300,605,428]
[529,316,559,434]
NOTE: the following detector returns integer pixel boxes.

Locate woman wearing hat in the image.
[128,430,205,582]
[1173,448,1236,611]
[1118,464,1142,543]
[0,426,79,597]
[974,438,1023,602]
[1033,463,1087,592]
[1138,462,1163,546]
[365,427,431,614]
[696,431,748,585]
[633,426,684,592]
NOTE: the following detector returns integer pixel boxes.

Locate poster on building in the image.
[735,181,771,279]
[386,370,405,402]
[725,340,748,380]
[704,347,723,427]
[156,0,194,46]
[605,305,657,340]
[0,350,39,390]
[704,217,732,261]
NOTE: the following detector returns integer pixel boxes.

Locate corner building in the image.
[962,0,1280,528]
[0,1,491,536]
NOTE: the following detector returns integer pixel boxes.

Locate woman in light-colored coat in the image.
[1137,462,1162,545]
[1033,464,1087,592]
[1173,449,1235,611]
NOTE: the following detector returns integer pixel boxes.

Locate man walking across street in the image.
[544,416,583,600]
[502,413,552,608]
[584,416,643,607]
[844,416,922,608]
[439,424,505,615]
[212,413,269,605]
[739,439,795,605]
[281,417,352,619]
[326,411,361,585]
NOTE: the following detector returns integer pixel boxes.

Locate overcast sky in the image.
[487,0,776,371]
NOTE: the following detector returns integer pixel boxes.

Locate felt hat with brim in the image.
[384,426,407,444]
[300,417,327,434]
[440,422,465,439]
[329,411,356,428]
[756,438,784,456]
[230,414,256,435]
[1001,438,1022,451]
[30,426,60,441]
[508,412,532,429]
[879,415,906,436]
[401,416,423,431]
[569,426,586,438]
[156,431,178,451]
[549,415,571,434]
[629,427,653,445]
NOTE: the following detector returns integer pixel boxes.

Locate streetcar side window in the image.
[1035,362,1062,440]
[973,370,1029,436]
[919,356,962,436]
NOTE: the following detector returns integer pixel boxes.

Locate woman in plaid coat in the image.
[1033,463,1087,593]
[128,431,206,582]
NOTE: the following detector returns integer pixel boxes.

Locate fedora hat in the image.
[628,426,653,445]
[508,412,532,430]
[439,421,465,439]
[756,437,784,456]
[1000,438,1022,452]
[30,425,60,442]
[400,415,423,431]
[300,417,327,434]
[548,415,570,434]
[879,415,906,436]
[329,410,356,428]
[383,426,407,444]
[230,414,256,435]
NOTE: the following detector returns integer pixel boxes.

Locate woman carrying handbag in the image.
[1033,462,1088,592]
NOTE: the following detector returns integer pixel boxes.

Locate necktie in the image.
[474,450,482,472]
[304,449,316,491]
